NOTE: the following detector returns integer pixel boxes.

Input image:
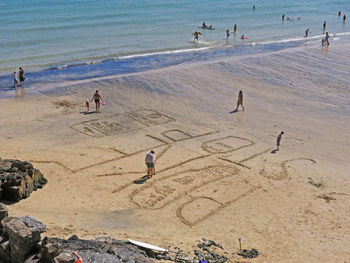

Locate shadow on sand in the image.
[271,149,278,154]
[80,111,97,115]
[230,109,238,114]
[133,175,151,185]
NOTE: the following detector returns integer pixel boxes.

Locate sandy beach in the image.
[1,40,350,262]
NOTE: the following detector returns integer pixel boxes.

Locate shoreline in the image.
[1,32,350,95]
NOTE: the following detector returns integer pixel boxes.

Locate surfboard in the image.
[128,239,168,252]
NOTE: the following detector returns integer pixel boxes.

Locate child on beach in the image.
[85,99,90,112]
[13,72,19,89]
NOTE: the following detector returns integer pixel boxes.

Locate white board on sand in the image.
[128,239,168,252]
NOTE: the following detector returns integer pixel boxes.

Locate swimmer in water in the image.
[226,29,230,39]
[241,34,247,40]
[305,28,309,38]
[233,24,237,34]
[253,5,256,10]
[297,16,301,20]
[202,22,207,28]
[193,31,201,41]
[209,25,213,29]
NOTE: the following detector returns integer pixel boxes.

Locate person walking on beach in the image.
[13,72,19,89]
[323,21,327,31]
[193,31,201,41]
[19,67,25,87]
[226,29,230,39]
[305,28,310,38]
[145,150,156,178]
[235,90,244,111]
[91,90,102,113]
[233,24,237,34]
[276,131,284,151]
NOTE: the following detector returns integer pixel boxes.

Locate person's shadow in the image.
[230,109,238,114]
[80,111,96,115]
[271,149,278,154]
[133,175,151,185]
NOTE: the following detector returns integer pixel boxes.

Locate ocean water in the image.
[0,0,349,89]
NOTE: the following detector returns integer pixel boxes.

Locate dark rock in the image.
[3,216,45,263]
[42,236,153,263]
[0,159,47,202]
[52,252,75,263]
[0,234,11,263]
[237,248,259,259]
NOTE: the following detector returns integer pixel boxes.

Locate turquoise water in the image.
[0,0,349,85]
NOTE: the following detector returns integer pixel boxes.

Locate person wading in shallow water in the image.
[236,90,245,111]
[91,90,103,113]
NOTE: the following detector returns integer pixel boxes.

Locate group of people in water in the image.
[194,7,346,46]
[13,67,25,90]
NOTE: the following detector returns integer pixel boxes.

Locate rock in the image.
[0,203,8,222]
[40,237,62,262]
[3,216,45,263]
[0,234,11,263]
[0,159,47,202]
[53,252,75,263]
[237,248,259,259]
[42,236,153,263]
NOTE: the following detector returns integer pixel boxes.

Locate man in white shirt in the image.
[145,150,156,178]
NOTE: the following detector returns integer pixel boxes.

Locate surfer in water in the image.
[193,31,201,41]
[91,90,103,113]
[226,29,230,39]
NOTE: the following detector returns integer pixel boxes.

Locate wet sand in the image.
[1,41,350,262]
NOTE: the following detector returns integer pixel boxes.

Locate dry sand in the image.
[1,41,350,262]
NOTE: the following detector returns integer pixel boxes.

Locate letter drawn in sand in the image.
[202,136,254,154]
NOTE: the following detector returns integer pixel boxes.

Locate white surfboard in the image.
[128,239,168,252]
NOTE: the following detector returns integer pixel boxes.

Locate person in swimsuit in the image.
[323,21,327,31]
[235,90,244,111]
[91,90,102,113]
[344,14,347,22]
[193,31,201,41]
[19,67,25,87]
[241,34,247,40]
[338,11,341,17]
[226,29,230,39]
[282,14,285,21]
[73,251,82,263]
[233,24,237,34]
[276,131,284,151]
[202,22,207,28]
[13,72,19,89]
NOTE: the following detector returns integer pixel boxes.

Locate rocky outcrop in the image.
[0,159,47,202]
[0,204,154,263]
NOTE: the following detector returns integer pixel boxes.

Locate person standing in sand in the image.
[91,90,102,113]
[276,131,284,151]
[145,150,156,178]
[235,90,244,111]
[13,72,19,89]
